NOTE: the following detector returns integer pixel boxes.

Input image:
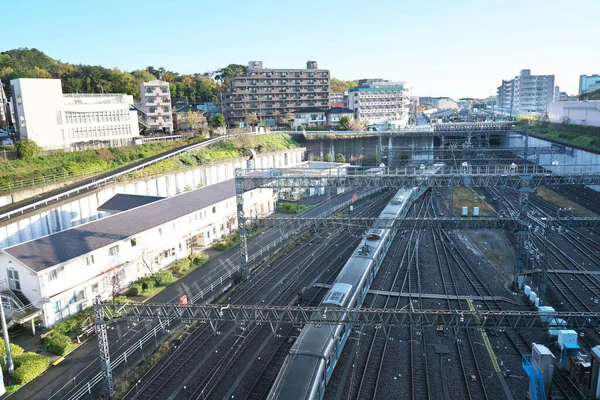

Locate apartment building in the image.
[579,74,600,95]
[496,70,554,116]
[0,180,275,327]
[348,79,410,128]
[139,80,173,133]
[223,61,330,126]
[10,78,140,150]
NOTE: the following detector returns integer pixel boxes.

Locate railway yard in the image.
[104,150,600,400]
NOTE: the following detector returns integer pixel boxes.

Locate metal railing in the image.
[61,189,376,400]
[0,135,232,221]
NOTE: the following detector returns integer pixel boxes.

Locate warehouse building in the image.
[0,180,275,327]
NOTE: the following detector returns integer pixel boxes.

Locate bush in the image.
[0,338,25,369]
[140,278,155,291]
[128,283,143,296]
[170,258,192,274]
[50,307,93,338]
[155,270,174,286]
[44,332,76,356]
[13,352,50,385]
[15,139,42,159]
[191,252,209,266]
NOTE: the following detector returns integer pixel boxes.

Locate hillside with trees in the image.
[0,48,247,104]
[330,78,359,93]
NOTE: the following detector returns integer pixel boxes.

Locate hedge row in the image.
[43,332,77,356]
[12,352,51,385]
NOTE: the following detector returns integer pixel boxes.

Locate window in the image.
[212,206,216,213]
[48,270,58,282]
[86,255,95,265]
[109,245,119,256]
[53,300,62,314]
[159,228,163,236]
[91,283,99,295]
[130,238,137,247]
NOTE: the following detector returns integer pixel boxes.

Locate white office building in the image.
[10,78,141,150]
[348,79,410,129]
[139,80,173,133]
[579,74,600,95]
[0,180,275,327]
[496,70,554,116]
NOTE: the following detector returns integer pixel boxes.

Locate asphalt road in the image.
[8,190,362,400]
[0,137,213,221]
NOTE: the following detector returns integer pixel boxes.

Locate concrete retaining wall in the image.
[0,148,305,248]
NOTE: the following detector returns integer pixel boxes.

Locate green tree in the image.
[335,153,345,163]
[282,113,294,128]
[213,64,249,88]
[339,116,351,130]
[247,113,259,127]
[211,113,225,128]
[15,139,42,159]
[324,153,333,162]
[185,111,201,131]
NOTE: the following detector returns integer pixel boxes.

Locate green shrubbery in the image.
[277,202,313,214]
[170,258,192,274]
[211,233,239,251]
[0,138,204,190]
[43,332,76,356]
[12,352,51,385]
[0,338,25,369]
[40,307,93,355]
[155,270,174,286]
[128,283,143,296]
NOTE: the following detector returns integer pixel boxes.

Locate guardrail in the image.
[0,135,232,222]
[61,188,378,400]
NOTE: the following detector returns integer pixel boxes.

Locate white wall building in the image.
[10,78,140,150]
[292,107,327,129]
[436,98,458,110]
[548,101,600,127]
[348,79,410,128]
[0,180,275,327]
[579,74,600,95]
[496,70,554,116]
[139,80,173,133]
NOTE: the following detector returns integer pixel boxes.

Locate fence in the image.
[60,188,378,400]
[0,135,232,221]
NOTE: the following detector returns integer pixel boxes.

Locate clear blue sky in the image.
[4,0,599,98]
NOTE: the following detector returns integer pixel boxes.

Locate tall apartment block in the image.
[348,79,410,128]
[222,61,330,126]
[496,69,554,116]
[139,80,173,133]
[579,74,600,95]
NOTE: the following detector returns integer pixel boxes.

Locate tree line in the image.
[1,48,361,105]
[0,48,248,104]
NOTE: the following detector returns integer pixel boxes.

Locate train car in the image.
[267,189,414,400]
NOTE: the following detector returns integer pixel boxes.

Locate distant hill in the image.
[0,47,246,104]
[330,78,359,93]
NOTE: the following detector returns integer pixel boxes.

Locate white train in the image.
[267,188,416,400]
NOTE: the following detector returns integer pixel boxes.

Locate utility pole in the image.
[0,299,14,375]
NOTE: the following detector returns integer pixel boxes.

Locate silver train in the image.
[267,188,416,400]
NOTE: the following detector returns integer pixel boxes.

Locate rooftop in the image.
[4,180,236,272]
[97,194,165,214]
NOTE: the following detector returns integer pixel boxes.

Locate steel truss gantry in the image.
[95,302,600,332]
[235,165,600,192]
[249,216,600,231]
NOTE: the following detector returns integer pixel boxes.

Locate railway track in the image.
[124,191,393,400]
